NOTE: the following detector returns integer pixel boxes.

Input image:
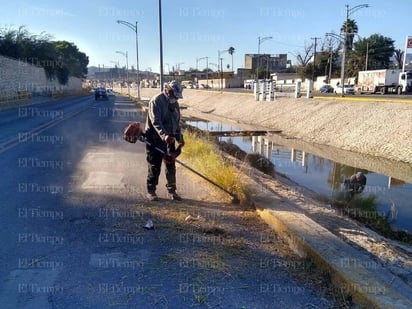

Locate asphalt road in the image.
[0,94,340,308]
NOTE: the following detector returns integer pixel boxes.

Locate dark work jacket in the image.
[145,92,182,149]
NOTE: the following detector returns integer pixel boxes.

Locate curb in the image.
[254,191,412,308]
[313,95,412,104]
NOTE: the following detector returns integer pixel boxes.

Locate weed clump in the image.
[179,130,250,204]
[331,193,412,244]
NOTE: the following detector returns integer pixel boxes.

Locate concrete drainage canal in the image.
[184,118,412,236]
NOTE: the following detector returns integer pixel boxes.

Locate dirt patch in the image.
[110,195,349,308]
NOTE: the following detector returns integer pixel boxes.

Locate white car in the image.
[106,88,116,96]
[335,85,355,95]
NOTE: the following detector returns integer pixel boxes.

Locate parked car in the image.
[319,84,334,93]
[95,87,108,100]
[106,88,115,96]
[335,84,355,95]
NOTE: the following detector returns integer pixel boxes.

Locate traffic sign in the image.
[407,37,412,48]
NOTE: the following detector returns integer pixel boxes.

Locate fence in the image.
[253,80,314,101]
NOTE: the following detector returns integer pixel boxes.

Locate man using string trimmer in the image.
[144,80,184,201]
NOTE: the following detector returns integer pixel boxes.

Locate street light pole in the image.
[218,49,229,89]
[176,62,184,71]
[116,50,129,96]
[256,36,272,82]
[116,20,140,99]
[164,63,170,76]
[197,57,208,88]
[341,3,369,97]
[110,60,120,84]
[158,0,164,91]
[208,62,218,88]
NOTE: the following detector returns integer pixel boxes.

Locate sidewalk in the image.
[48,94,341,308]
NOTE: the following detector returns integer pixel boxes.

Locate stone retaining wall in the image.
[0,55,82,100]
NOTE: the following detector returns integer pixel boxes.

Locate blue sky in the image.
[1,0,411,73]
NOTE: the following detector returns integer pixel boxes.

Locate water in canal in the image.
[186,120,412,233]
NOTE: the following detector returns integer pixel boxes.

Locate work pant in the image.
[146,143,177,193]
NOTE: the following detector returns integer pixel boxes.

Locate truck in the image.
[181,80,194,88]
[357,69,412,95]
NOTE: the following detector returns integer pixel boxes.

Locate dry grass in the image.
[179,131,250,204]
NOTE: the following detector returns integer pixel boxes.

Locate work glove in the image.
[163,147,182,164]
[165,135,175,144]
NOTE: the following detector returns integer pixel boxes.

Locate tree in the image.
[346,34,395,78]
[228,46,235,72]
[0,26,89,84]
[54,41,89,80]
[393,49,404,69]
[341,18,358,50]
[294,43,314,79]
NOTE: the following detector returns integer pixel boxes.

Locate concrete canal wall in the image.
[130,88,412,164]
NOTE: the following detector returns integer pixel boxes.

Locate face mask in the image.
[168,97,177,104]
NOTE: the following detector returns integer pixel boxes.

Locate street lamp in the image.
[218,49,229,89]
[116,20,140,99]
[164,63,170,75]
[176,62,185,71]
[197,57,208,88]
[158,0,164,91]
[208,62,218,89]
[110,60,120,81]
[256,36,273,81]
[116,50,129,96]
[340,3,369,96]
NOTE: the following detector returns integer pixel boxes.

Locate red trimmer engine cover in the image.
[123,122,142,143]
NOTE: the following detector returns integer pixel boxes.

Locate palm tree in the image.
[228,46,235,72]
[393,49,404,69]
[346,34,395,77]
[341,18,358,50]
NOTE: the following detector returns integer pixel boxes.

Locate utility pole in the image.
[328,43,333,84]
[311,37,321,81]
[218,49,228,89]
[158,0,164,91]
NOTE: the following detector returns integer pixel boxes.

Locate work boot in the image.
[168,191,182,201]
[146,191,159,201]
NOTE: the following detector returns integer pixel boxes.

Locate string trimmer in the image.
[124,122,240,204]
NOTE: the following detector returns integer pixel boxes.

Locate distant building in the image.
[244,54,288,72]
